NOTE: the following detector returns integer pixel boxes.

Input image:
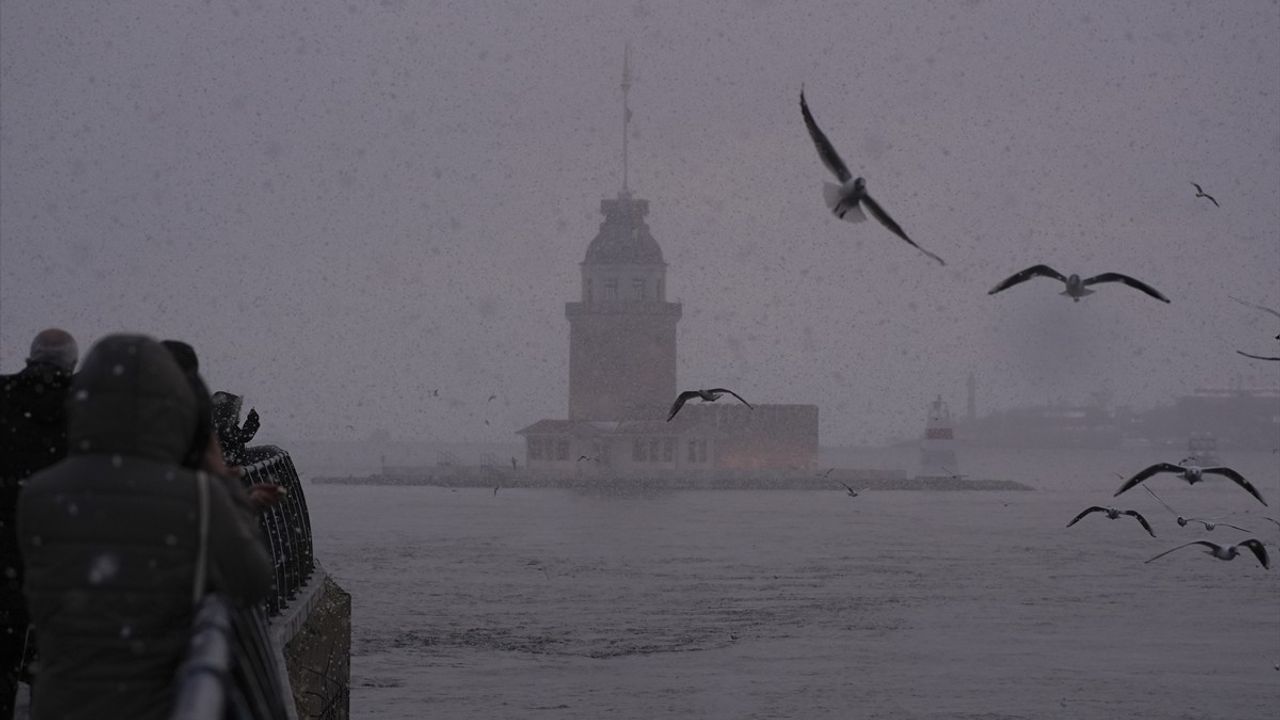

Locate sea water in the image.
[307,448,1280,719]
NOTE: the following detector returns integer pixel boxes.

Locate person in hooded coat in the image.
[17,334,274,720]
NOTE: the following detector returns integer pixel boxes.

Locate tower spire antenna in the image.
[621,43,632,195]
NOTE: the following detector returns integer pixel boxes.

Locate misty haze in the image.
[1,2,1277,719]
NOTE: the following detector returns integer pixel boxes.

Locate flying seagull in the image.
[1142,486,1251,532]
[1114,463,1267,506]
[1176,517,1252,533]
[1145,539,1269,569]
[577,455,600,463]
[1227,295,1280,321]
[1237,350,1280,362]
[1191,182,1220,207]
[799,87,946,266]
[667,388,753,421]
[1065,506,1156,537]
[1228,296,1280,340]
[838,481,859,498]
[988,265,1170,303]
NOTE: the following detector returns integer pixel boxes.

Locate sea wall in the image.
[282,575,352,720]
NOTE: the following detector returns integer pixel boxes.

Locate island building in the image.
[516,51,817,476]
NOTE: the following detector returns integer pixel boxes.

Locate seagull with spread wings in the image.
[1191,182,1220,207]
[838,482,859,498]
[1065,506,1156,537]
[1229,296,1280,349]
[800,87,945,266]
[1178,517,1252,533]
[1142,486,1251,532]
[1115,462,1267,506]
[988,265,1170,303]
[667,388,753,422]
[1228,295,1280,321]
[1146,539,1269,569]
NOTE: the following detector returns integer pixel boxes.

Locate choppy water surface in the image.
[306,449,1280,719]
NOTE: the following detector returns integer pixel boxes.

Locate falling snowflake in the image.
[88,553,121,585]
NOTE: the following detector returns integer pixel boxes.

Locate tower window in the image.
[604,278,618,300]
[529,438,543,460]
[657,279,663,300]
[585,278,593,302]
[632,278,646,300]
[556,439,570,461]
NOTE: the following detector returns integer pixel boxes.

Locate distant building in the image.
[954,385,1279,451]
[517,191,819,476]
[566,194,680,422]
[517,53,817,475]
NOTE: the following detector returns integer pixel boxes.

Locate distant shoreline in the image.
[312,472,1034,492]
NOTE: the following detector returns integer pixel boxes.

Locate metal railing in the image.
[169,595,293,720]
[240,446,316,615]
[170,446,322,720]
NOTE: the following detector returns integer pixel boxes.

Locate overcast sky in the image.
[2,0,1277,445]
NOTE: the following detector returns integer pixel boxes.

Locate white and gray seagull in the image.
[1178,517,1252,532]
[1142,486,1251,532]
[799,87,946,266]
[667,388,753,422]
[988,265,1170,303]
[1114,463,1267,506]
[1066,506,1156,537]
[1145,539,1270,569]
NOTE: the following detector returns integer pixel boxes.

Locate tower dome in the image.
[583,194,665,266]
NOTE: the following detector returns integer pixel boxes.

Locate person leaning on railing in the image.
[16,334,274,720]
